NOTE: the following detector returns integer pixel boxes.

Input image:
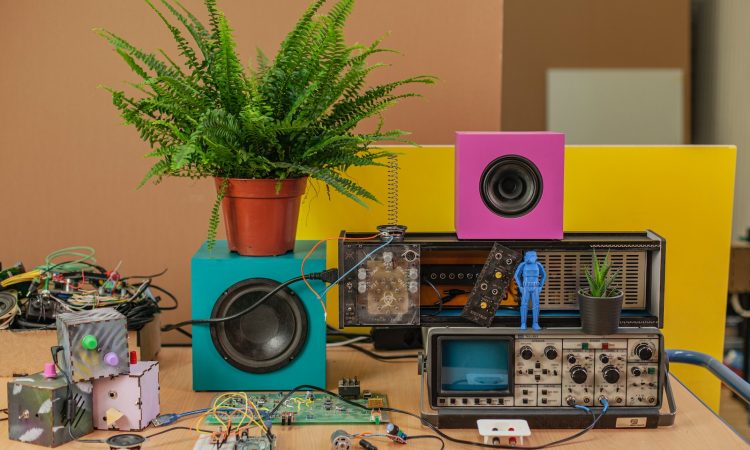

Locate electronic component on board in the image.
[338,377,360,399]
[193,434,276,450]
[461,242,521,327]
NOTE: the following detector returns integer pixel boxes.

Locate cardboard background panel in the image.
[297,145,736,410]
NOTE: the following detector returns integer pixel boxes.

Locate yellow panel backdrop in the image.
[297,145,736,410]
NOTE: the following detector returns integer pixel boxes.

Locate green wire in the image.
[35,246,98,273]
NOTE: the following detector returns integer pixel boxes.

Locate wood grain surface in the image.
[1,346,747,449]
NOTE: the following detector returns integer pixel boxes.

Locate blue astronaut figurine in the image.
[513,250,547,331]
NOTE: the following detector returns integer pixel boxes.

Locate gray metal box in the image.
[55,308,129,382]
[7,372,93,447]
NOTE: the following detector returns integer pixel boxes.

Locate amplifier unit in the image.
[418,327,675,429]
[338,231,665,328]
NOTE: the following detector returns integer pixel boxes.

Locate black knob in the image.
[567,354,577,364]
[570,365,588,384]
[631,367,642,377]
[599,354,610,364]
[634,343,654,361]
[544,346,558,360]
[602,365,620,384]
[520,346,534,360]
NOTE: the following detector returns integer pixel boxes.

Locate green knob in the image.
[81,335,98,350]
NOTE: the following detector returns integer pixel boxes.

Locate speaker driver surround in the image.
[480,155,543,218]
[0,292,16,317]
[210,278,308,374]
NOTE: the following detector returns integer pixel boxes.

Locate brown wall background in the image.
[502,0,691,143]
[0,0,502,342]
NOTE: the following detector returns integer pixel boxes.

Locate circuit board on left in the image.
[203,392,390,426]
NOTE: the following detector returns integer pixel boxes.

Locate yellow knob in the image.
[480,302,488,309]
[495,272,502,278]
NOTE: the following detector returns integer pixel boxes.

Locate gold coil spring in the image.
[387,154,399,225]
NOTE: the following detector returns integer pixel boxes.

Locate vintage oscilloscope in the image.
[418,327,675,429]
[338,230,665,329]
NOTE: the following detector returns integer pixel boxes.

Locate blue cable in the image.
[321,236,395,296]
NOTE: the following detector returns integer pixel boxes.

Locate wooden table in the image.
[1,346,748,449]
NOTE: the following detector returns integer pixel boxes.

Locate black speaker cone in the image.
[210,278,308,373]
[480,155,543,217]
[0,292,15,317]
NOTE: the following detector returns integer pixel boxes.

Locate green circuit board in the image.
[203,392,390,426]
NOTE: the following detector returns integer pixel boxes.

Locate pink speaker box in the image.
[455,132,565,240]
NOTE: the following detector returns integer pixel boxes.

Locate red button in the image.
[602,343,609,350]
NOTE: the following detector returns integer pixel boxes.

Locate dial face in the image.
[602,365,620,384]
[570,365,587,384]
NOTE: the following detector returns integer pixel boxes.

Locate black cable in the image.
[162,275,302,330]
[161,270,337,331]
[345,343,418,361]
[409,435,445,450]
[326,324,371,339]
[122,267,169,281]
[269,385,607,450]
[77,425,213,444]
[149,283,178,310]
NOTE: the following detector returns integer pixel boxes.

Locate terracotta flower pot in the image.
[215,177,307,256]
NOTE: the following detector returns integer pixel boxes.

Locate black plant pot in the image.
[578,290,624,335]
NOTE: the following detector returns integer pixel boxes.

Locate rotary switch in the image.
[520,346,534,360]
[544,346,558,360]
[602,365,621,384]
[631,367,642,377]
[567,354,576,364]
[634,343,654,361]
[570,365,588,384]
[599,354,610,364]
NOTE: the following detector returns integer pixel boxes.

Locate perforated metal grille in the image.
[538,251,646,309]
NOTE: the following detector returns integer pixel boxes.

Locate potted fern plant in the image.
[578,251,623,334]
[98,0,434,255]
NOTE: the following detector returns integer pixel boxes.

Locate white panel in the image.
[546,68,683,145]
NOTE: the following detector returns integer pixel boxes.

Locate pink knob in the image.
[43,363,57,379]
[104,352,120,367]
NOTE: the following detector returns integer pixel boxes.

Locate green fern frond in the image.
[100,0,435,247]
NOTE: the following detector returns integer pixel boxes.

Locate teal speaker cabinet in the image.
[191,240,326,391]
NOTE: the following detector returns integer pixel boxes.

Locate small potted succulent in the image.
[578,251,623,334]
[98,0,433,255]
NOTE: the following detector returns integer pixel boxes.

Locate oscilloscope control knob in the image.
[634,343,654,361]
[631,367,642,377]
[602,365,621,384]
[599,354,610,364]
[570,365,588,384]
[520,346,534,361]
[565,396,576,406]
[544,346,558,360]
[567,354,576,364]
